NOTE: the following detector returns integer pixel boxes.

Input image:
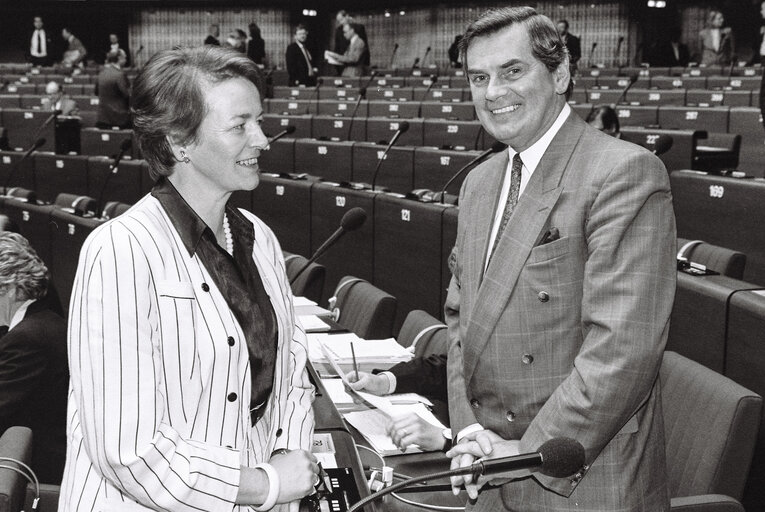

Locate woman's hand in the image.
[345,371,390,396]
[386,412,446,451]
[270,449,319,504]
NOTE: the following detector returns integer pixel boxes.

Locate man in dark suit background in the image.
[95,50,131,129]
[0,232,68,484]
[557,19,581,74]
[285,24,317,86]
[27,16,52,67]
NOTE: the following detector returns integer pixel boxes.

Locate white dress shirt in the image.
[31,29,47,57]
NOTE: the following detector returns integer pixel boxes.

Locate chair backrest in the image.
[677,237,746,279]
[397,309,447,358]
[331,275,397,340]
[661,351,762,501]
[283,251,326,304]
[0,426,33,512]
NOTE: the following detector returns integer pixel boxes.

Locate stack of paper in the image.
[307,332,412,366]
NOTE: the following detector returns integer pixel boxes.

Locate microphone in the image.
[310,76,323,99]
[267,125,296,146]
[588,42,598,67]
[289,207,367,284]
[421,46,432,67]
[370,121,409,191]
[32,108,62,143]
[727,55,737,79]
[389,43,399,68]
[416,75,438,117]
[2,137,45,196]
[345,437,585,512]
[439,141,507,204]
[614,73,638,105]
[344,71,377,141]
[652,134,673,156]
[615,36,624,67]
[96,138,132,217]
[411,57,420,70]
[133,45,145,68]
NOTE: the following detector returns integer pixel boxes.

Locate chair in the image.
[662,351,762,511]
[677,238,746,279]
[397,310,447,358]
[328,276,396,340]
[283,251,326,304]
[0,426,33,512]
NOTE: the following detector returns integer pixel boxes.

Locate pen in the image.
[350,340,359,381]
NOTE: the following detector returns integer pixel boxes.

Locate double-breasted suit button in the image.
[522,354,534,364]
[227,392,237,402]
[201,283,210,292]
[470,398,480,409]
[227,336,235,346]
[506,411,516,422]
[538,291,549,302]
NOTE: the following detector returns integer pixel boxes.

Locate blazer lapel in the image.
[462,112,586,381]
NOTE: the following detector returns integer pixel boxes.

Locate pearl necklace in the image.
[223,212,233,255]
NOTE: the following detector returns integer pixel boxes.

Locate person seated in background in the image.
[586,104,620,138]
[95,50,131,129]
[60,27,87,68]
[41,80,78,115]
[346,353,450,452]
[0,232,69,484]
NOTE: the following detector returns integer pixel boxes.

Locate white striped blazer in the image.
[59,194,315,511]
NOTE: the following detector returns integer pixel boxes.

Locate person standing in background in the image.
[557,20,581,75]
[60,27,87,68]
[95,50,131,129]
[105,33,130,67]
[204,23,221,46]
[325,22,367,77]
[27,16,51,67]
[698,10,735,66]
[285,25,317,86]
[248,22,267,67]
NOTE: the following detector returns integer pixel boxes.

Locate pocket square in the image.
[538,227,560,246]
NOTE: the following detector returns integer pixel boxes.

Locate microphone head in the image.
[653,134,673,156]
[359,86,368,96]
[538,438,585,478]
[426,46,431,51]
[414,57,420,64]
[316,77,324,86]
[340,207,367,231]
[369,69,378,77]
[629,73,639,84]
[394,43,399,50]
[53,109,63,116]
[33,137,46,149]
[284,125,297,135]
[618,35,625,42]
[491,141,508,153]
[429,74,438,83]
[398,121,410,133]
[592,42,598,49]
[120,138,133,152]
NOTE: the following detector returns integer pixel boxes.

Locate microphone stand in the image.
[411,57,420,71]
[588,42,598,68]
[370,122,409,191]
[2,138,45,196]
[614,37,624,69]
[389,43,399,68]
[96,139,132,217]
[345,71,377,141]
[416,75,438,117]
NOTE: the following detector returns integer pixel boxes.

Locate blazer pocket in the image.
[528,236,570,264]
[157,281,196,299]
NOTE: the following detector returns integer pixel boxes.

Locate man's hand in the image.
[386,412,446,451]
[445,430,522,499]
[345,371,390,396]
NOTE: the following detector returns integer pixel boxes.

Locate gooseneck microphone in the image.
[652,134,673,156]
[614,36,624,67]
[96,138,132,217]
[588,42,598,67]
[411,57,420,70]
[421,46,432,67]
[289,207,367,284]
[416,75,438,117]
[439,141,507,204]
[310,76,323,99]
[32,108,62,143]
[614,73,638,106]
[370,121,409,191]
[345,71,377,141]
[389,43,399,68]
[2,137,46,196]
[267,125,296,146]
[347,438,585,512]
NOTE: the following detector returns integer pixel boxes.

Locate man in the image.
[0,232,69,484]
[41,81,78,116]
[325,23,367,77]
[61,27,87,68]
[204,23,220,46]
[106,33,130,67]
[556,19,581,74]
[445,7,675,511]
[27,16,51,67]
[332,11,368,75]
[95,50,130,129]
[285,24,317,86]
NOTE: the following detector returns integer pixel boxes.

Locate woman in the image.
[0,232,68,485]
[248,22,267,67]
[60,45,318,511]
[698,10,735,66]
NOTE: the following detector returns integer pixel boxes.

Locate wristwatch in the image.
[441,428,453,451]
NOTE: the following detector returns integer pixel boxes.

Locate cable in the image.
[0,457,39,510]
[390,491,465,511]
[355,444,385,468]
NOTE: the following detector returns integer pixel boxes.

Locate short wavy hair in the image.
[131,45,266,181]
[460,6,573,99]
[0,232,49,301]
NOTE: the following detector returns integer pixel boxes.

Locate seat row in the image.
[576,74,763,91]
[578,87,759,107]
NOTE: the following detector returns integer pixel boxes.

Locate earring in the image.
[180,150,190,163]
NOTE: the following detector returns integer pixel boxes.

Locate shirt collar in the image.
[151,177,211,256]
[510,102,571,173]
[9,299,34,331]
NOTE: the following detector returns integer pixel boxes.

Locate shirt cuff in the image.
[456,423,484,443]
[379,371,397,395]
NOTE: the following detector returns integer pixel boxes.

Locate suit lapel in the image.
[462,113,586,381]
